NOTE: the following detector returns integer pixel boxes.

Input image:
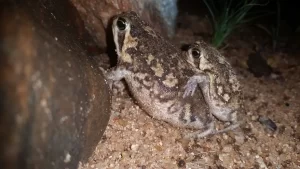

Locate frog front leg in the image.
[183,73,210,99]
[106,67,131,89]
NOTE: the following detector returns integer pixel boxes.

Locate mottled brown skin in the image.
[106,12,216,138]
[184,41,244,133]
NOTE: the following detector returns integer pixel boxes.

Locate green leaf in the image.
[202,0,270,48]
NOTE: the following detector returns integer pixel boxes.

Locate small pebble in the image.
[222,145,233,153]
[131,144,139,151]
[177,159,186,168]
[222,134,229,140]
[258,116,277,132]
[255,155,268,169]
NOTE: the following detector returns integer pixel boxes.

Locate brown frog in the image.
[106,11,216,138]
[183,41,244,134]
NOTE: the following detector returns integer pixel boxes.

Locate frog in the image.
[183,40,244,133]
[105,11,216,138]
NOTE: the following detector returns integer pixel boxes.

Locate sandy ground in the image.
[79,14,300,169]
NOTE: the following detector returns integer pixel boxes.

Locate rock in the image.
[70,0,178,49]
[255,155,268,169]
[258,116,277,132]
[0,1,110,169]
[177,159,186,168]
[222,145,233,153]
[247,47,273,77]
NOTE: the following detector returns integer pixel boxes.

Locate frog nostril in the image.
[116,17,127,31]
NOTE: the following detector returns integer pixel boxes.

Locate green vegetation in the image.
[203,0,270,48]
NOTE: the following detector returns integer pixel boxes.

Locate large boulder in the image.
[0,1,111,169]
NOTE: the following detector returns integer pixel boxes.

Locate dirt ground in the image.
[78,13,300,169]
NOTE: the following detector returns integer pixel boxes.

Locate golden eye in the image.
[117,17,127,31]
[191,48,200,58]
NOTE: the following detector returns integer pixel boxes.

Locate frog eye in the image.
[191,48,201,58]
[116,17,127,31]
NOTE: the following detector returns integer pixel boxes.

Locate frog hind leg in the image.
[184,121,216,139]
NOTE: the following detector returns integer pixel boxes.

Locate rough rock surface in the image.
[0,2,110,169]
[70,0,178,48]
